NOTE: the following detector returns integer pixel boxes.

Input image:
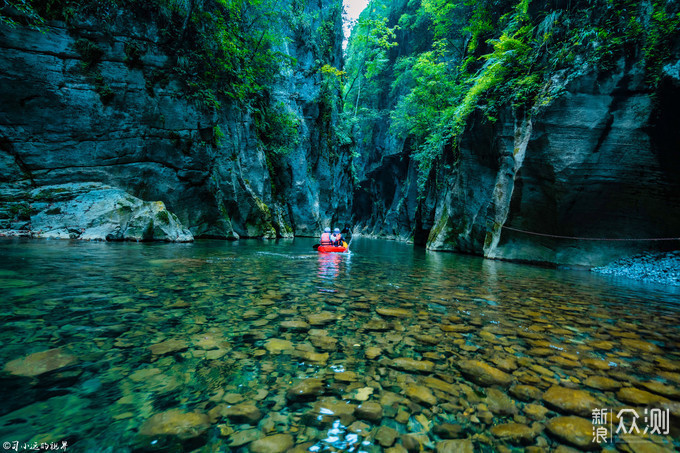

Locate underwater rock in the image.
[365,346,382,359]
[4,347,77,377]
[249,434,294,453]
[280,320,310,331]
[432,423,463,439]
[149,339,188,355]
[422,376,458,396]
[490,423,536,445]
[484,388,517,415]
[523,404,549,421]
[545,416,598,450]
[212,403,262,425]
[509,385,542,402]
[264,338,294,354]
[355,401,383,421]
[229,429,262,447]
[616,387,670,406]
[307,312,336,326]
[315,398,358,425]
[404,384,437,406]
[435,438,474,453]
[639,381,680,399]
[287,378,324,401]
[542,386,601,416]
[375,426,399,447]
[583,376,621,391]
[390,357,435,373]
[138,409,210,440]
[376,308,410,318]
[457,360,513,387]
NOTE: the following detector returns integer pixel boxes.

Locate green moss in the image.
[74,38,103,70]
[124,41,144,69]
[45,207,62,215]
[9,203,36,221]
[484,231,494,249]
[428,207,449,245]
[117,205,133,215]
[94,74,115,104]
[156,210,170,224]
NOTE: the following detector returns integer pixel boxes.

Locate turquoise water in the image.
[0,238,678,452]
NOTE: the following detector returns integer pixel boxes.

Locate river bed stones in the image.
[307,398,357,426]
[377,307,410,318]
[616,387,669,406]
[405,384,437,406]
[545,416,597,450]
[375,426,399,447]
[287,378,324,401]
[4,347,77,377]
[307,312,336,326]
[138,409,210,440]
[435,438,474,453]
[249,434,294,453]
[457,360,513,387]
[523,403,549,420]
[149,339,188,355]
[210,403,262,424]
[355,401,382,421]
[391,357,435,373]
[3,240,680,453]
[542,386,601,416]
[422,376,458,396]
[584,375,621,391]
[229,429,262,447]
[639,381,680,399]
[484,388,517,415]
[264,339,294,354]
[490,423,536,445]
[280,320,310,331]
[509,385,542,402]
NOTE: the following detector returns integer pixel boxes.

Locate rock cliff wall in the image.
[0,0,351,240]
[349,3,680,267]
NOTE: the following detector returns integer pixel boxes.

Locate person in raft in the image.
[332,228,343,246]
[320,227,333,246]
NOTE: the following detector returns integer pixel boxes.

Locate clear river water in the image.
[0,238,679,452]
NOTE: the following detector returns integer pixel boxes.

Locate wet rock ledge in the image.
[0,182,193,242]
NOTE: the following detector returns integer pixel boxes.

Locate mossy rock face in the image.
[156,210,170,224]
[9,202,37,221]
[74,38,104,69]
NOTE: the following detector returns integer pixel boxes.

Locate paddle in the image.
[312,244,320,250]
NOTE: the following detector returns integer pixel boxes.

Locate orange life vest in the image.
[320,232,332,245]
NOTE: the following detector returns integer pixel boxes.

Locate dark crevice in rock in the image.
[592,113,613,154]
[0,136,35,186]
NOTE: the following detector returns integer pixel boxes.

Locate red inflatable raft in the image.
[317,245,347,253]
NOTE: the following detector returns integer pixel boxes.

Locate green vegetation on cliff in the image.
[344,0,680,193]
[1,0,342,157]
